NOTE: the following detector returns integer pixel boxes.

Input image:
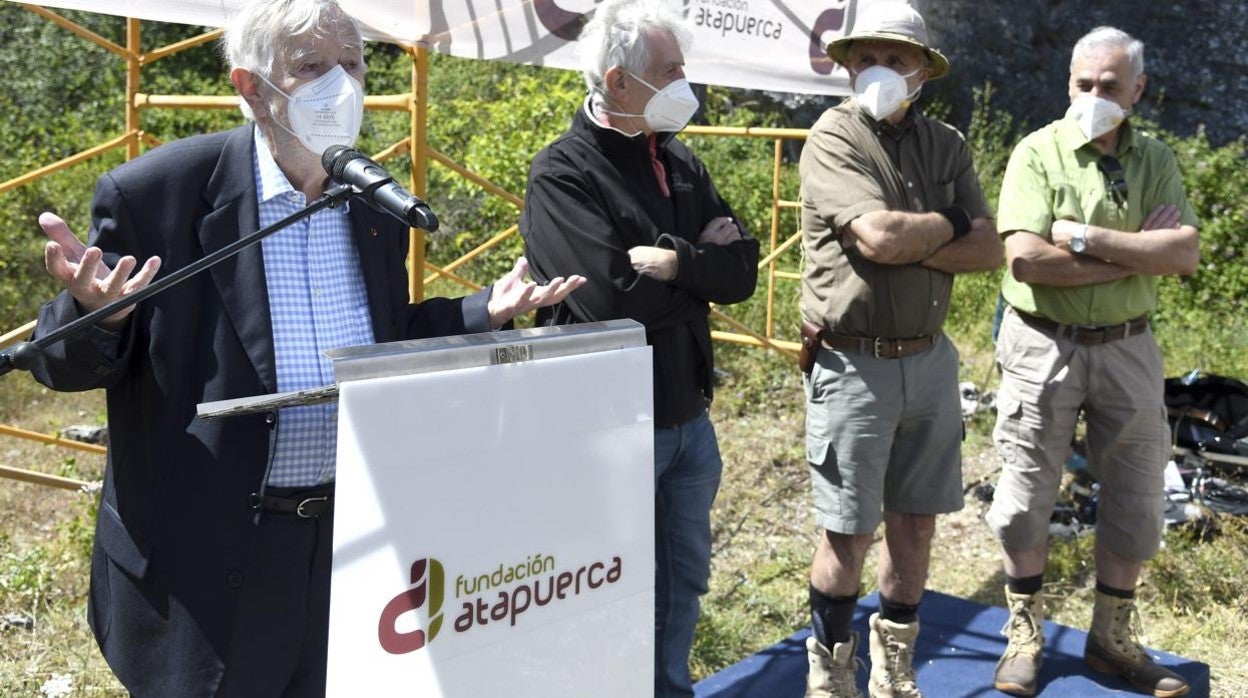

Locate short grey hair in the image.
[221,0,361,120]
[1071,26,1145,79]
[578,0,692,92]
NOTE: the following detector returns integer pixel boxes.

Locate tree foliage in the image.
[1,8,1245,381]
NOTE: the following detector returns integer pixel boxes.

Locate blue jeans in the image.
[653,410,723,698]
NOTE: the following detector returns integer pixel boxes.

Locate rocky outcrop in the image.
[915,0,1248,145]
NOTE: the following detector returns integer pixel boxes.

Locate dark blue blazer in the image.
[31,125,489,696]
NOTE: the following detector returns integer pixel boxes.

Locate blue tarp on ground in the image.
[695,591,1209,697]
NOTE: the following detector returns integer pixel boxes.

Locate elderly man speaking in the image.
[28,1,582,694]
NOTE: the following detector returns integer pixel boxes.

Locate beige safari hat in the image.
[825,1,949,80]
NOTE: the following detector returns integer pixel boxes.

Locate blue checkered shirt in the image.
[254,128,374,486]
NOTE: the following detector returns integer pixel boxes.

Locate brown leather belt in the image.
[250,484,334,519]
[821,332,936,359]
[1015,310,1149,346]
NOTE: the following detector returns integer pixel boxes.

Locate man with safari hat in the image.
[798,2,1001,696]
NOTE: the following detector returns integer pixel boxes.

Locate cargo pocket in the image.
[994,394,1023,467]
[805,388,835,468]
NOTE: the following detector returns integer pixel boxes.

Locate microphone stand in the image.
[0,183,357,378]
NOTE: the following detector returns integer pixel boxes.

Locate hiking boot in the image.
[1085,590,1190,697]
[994,587,1045,696]
[806,632,863,698]
[867,613,921,698]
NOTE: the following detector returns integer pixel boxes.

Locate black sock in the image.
[1006,573,1044,596]
[1095,580,1135,599]
[878,593,920,624]
[810,583,858,646]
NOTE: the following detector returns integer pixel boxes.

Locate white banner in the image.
[14,0,865,95]
[329,345,654,695]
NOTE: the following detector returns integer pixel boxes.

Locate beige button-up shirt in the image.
[800,99,991,338]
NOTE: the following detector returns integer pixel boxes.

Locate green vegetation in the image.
[2,6,1247,697]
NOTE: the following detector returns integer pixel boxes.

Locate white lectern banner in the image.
[18,0,862,95]
[328,345,653,696]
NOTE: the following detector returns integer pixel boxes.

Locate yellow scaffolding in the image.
[0,7,809,487]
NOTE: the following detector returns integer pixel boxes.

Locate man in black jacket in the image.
[30,1,581,695]
[520,1,758,695]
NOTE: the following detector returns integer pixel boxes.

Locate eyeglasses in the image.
[1097,155,1129,206]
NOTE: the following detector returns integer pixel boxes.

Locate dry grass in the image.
[0,376,120,696]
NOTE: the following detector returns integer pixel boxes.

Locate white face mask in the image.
[602,72,700,133]
[853,65,923,121]
[1070,93,1128,141]
[260,64,365,157]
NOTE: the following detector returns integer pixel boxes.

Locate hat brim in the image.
[826,33,949,80]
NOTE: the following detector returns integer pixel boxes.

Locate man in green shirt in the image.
[799,3,1002,696]
[988,26,1198,698]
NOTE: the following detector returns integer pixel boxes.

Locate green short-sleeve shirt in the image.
[799,99,992,337]
[998,109,1198,325]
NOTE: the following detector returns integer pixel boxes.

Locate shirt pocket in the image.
[930,178,956,209]
[1047,180,1087,225]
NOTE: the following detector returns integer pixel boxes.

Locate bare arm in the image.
[1004,230,1134,287]
[1050,205,1200,276]
[920,216,1003,273]
[845,209,954,265]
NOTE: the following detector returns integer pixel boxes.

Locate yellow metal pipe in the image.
[773,271,802,281]
[421,261,483,293]
[426,148,525,210]
[710,308,798,358]
[1,321,36,350]
[710,331,801,357]
[19,4,133,59]
[410,47,429,302]
[757,231,803,269]
[779,200,802,209]
[0,464,96,492]
[132,94,413,111]
[367,94,416,111]
[372,137,412,164]
[423,225,518,286]
[766,138,782,338]
[684,125,810,140]
[126,19,141,160]
[0,132,136,196]
[142,29,224,64]
[0,424,108,456]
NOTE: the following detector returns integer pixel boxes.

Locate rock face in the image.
[914,0,1248,145]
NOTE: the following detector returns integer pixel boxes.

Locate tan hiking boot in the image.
[994,587,1045,696]
[867,613,921,698]
[806,632,863,698]
[1085,590,1190,697]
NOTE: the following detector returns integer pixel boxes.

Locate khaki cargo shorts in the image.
[804,333,964,535]
[987,307,1169,560]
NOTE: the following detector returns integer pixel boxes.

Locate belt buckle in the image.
[872,337,900,359]
[296,496,328,518]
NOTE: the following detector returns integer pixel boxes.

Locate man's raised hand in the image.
[486,256,586,329]
[40,212,161,329]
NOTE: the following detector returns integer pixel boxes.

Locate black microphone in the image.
[322,145,440,232]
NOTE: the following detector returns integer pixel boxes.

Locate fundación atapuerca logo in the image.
[377,553,624,654]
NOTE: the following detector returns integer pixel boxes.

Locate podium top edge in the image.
[327,319,647,383]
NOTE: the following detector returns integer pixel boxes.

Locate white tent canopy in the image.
[15,0,860,96]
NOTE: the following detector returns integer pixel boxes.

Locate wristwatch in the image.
[1070,223,1089,254]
